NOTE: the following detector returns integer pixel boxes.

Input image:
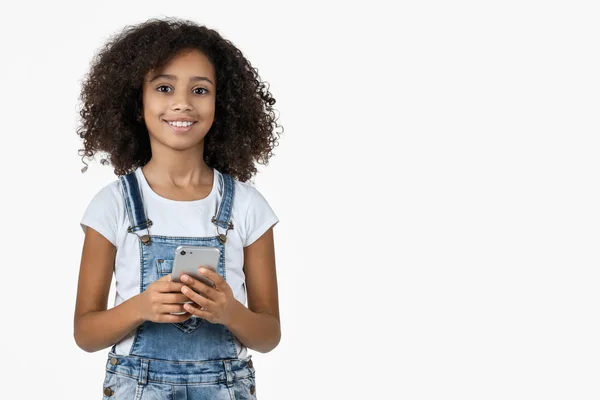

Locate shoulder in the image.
[226,175,279,246]
[80,177,126,247]
[81,176,130,226]
[229,175,274,215]
[234,178,260,204]
[215,170,258,206]
[86,178,124,209]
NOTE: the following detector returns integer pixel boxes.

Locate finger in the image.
[161,293,192,304]
[180,275,218,299]
[197,267,224,288]
[157,303,188,314]
[181,285,215,308]
[158,281,186,293]
[155,274,187,292]
[182,302,211,319]
[159,312,193,323]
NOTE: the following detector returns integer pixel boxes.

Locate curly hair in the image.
[76,17,282,182]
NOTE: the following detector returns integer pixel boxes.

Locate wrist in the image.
[223,298,243,328]
[131,293,147,324]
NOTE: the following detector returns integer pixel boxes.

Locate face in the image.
[141,49,216,152]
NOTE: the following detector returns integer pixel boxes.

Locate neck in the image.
[142,146,212,188]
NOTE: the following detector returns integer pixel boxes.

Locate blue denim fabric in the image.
[100,171,257,399]
[102,353,257,399]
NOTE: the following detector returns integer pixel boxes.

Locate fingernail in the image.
[181,275,189,282]
[182,287,188,294]
[199,268,206,273]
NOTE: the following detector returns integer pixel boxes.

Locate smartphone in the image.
[170,245,220,315]
[171,245,220,286]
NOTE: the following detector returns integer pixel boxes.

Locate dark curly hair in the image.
[76,17,282,182]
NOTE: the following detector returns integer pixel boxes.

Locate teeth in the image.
[168,121,194,127]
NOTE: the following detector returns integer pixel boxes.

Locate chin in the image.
[162,137,206,151]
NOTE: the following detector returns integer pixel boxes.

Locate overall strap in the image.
[211,173,235,242]
[119,172,152,234]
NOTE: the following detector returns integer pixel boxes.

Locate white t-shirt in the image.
[80,167,279,358]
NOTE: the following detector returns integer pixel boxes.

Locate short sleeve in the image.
[80,181,122,247]
[243,187,279,247]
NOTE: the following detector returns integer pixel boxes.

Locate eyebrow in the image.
[149,74,214,85]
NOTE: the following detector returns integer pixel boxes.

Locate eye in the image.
[156,86,208,95]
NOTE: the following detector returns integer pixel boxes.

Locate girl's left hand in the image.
[179,268,235,325]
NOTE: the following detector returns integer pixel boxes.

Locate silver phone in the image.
[169,245,220,315]
[171,245,220,286]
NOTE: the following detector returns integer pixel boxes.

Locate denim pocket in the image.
[155,259,206,334]
[156,258,173,276]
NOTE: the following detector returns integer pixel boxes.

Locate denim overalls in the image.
[101,170,257,400]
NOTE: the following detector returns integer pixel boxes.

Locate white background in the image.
[0,0,598,398]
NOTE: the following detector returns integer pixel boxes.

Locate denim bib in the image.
[115,170,238,361]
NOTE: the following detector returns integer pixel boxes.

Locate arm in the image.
[73,227,145,353]
[224,226,281,353]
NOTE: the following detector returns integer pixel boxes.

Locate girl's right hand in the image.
[137,274,193,323]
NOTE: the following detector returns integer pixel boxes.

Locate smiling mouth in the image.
[165,121,196,133]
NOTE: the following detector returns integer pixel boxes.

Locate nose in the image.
[170,92,193,112]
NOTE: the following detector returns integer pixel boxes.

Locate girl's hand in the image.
[137,274,193,323]
[179,267,236,325]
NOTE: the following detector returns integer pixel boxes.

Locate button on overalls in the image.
[101,171,257,400]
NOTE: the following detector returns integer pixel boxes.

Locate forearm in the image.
[74,295,145,353]
[225,300,281,353]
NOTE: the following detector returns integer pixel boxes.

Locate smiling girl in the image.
[73,17,283,400]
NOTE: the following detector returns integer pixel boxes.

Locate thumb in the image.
[158,274,172,281]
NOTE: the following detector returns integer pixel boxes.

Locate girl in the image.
[73,17,282,400]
